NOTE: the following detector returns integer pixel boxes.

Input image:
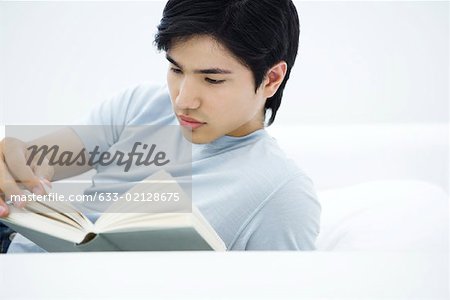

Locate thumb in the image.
[32,158,54,190]
[34,165,54,182]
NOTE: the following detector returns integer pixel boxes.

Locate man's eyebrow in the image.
[165,54,233,74]
[166,54,182,69]
[197,68,232,75]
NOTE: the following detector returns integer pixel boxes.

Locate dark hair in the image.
[154,0,300,126]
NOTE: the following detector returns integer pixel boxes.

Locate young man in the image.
[1,0,320,251]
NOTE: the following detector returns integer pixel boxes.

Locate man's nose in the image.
[175,78,201,110]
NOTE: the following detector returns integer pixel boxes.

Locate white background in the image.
[0,1,448,125]
[0,2,449,299]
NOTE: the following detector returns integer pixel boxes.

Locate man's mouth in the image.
[178,115,207,129]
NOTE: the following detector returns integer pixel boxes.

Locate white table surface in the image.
[1,251,448,300]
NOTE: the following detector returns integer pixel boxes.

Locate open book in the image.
[1,170,226,252]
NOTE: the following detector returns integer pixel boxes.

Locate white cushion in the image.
[316,180,449,251]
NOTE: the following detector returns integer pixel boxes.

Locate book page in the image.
[4,204,90,243]
[1,183,94,243]
[94,170,190,230]
[92,170,226,250]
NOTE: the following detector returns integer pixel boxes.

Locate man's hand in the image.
[0,127,92,217]
[0,137,54,217]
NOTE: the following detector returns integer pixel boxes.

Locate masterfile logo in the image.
[2,125,193,214]
[26,142,171,172]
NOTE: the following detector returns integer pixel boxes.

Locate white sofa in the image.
[1,124,448,299]
[268,123,449,251]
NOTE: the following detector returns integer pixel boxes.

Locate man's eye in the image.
[205,78,225,84]
[170,68,182,74]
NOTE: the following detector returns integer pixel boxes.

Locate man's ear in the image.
[262,61,287,98]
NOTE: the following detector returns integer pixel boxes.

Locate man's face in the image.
[166,35,267,144]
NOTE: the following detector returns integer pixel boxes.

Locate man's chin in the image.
[179,126,215,144]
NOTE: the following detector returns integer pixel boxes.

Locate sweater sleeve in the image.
[68,83,162,165]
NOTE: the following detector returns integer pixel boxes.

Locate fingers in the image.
[0,190,10,217]
[31,157,54,188]
[0,138,39,215]
[3,140,42,194]
[0,137,56,218]
[0,159,25,217]
[0,155,26,206]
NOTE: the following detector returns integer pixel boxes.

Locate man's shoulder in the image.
[246,133,308,180]
[229,133,314,202]
[120,82,173,125]
[127,82,170,105]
